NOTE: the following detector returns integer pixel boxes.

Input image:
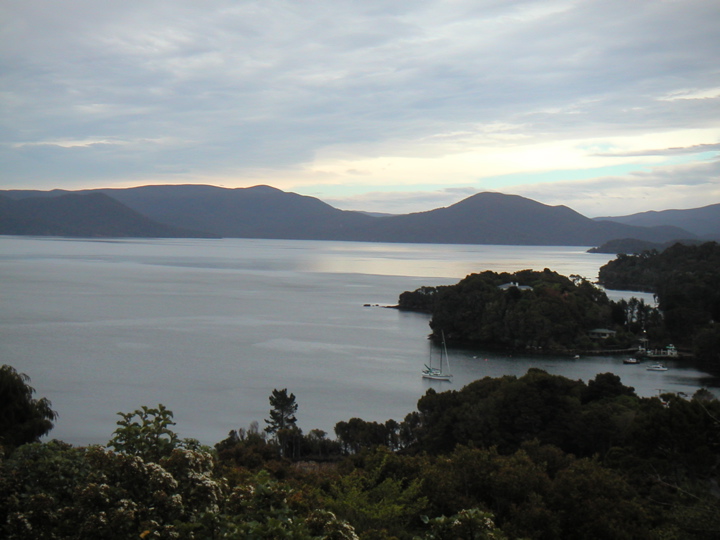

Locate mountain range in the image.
[1,184,717,246]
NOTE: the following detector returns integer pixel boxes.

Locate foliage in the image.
[221,471,358,539]
[334,418,402,453]
[407,369,599,455]
[693,323,720,365]
[598,241,720,350]
[0,365,57,455]
[0,441,225,539]
[217,421,343,474]
[4,367,720,539]
[0,400,357,539]
[216,421,282,471]
[546,458,652,539]
[265,388,299,435]
[264,388,301,459]
[325,450,427,538]
[418,508,507,539]
[399,269,619,352]
[108,404,201,463]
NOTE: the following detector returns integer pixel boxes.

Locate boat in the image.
[423,331,453,381]
[623,357,640,364]
[646,363,668,371]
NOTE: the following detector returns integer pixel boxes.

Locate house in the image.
[588,328,616,339]
[498,282,533,291]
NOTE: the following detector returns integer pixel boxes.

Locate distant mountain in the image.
[352,192,694,245]
[93,184,377,240]
[0,192,217,238]
[0,185,699,245]
[595,203,720,240]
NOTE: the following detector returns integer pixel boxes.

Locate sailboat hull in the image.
[422,372,453,381]
[422,332,453,381]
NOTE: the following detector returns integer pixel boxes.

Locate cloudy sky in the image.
[2,0,719,217]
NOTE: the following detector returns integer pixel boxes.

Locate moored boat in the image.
[646,363,668,371]
[423,331,453,381]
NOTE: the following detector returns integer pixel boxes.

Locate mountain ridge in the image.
[594,203,720,239]
[0,192,218,238]
[0,184,711,245]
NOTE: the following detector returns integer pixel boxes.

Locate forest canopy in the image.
[598,242,720,363]
[3,364,719,539]
[397,269,625,352]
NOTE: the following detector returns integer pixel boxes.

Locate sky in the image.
[2,0,719,217]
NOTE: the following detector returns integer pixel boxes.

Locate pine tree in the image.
[264,388,298,436]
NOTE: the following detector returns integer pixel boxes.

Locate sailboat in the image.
[422,331,453,381]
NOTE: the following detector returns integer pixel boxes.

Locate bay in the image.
[1,236,717,446]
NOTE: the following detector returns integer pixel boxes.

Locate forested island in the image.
[397,269,629,353]
[397,242,720,367]
[2,363,720,539]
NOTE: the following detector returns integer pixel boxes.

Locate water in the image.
[1,236,716,446]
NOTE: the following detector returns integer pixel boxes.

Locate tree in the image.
[547,459,652,539]
[108,404,201,463]
[693,324,720,366]
[326,450,427,537]
[264,389,299,458]
[419,508,507,540]
[264,388,298,436]
[0,365,57,455]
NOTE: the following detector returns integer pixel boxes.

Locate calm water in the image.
[1,236,717,446]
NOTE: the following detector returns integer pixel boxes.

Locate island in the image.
[396,242,720,367]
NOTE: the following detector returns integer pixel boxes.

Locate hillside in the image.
[357,192,692,245]
[595,203,720,239]
[0,185,698,245]
[0,192,217,238]
[96,184,377,240]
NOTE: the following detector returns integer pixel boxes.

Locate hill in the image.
[595,203,720,239]
[0,192,217,238]
[356,192,692,245]
[0,185,697,245]
[95,184,377,240]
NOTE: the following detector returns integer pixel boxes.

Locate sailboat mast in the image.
[442,330,450,371]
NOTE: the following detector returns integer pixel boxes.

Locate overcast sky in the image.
[2,0,719,217]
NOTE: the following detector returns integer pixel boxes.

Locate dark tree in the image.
[0,365,57,455]
[264,388,298,436]
[693,324,720,364]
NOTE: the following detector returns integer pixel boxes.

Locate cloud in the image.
[1,0,719,215]
[594,143,720,158]
[511,158,720,217]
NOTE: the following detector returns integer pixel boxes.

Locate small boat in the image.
[423,331,453,381]
[646,363,668,371]
[623,357,640,364]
